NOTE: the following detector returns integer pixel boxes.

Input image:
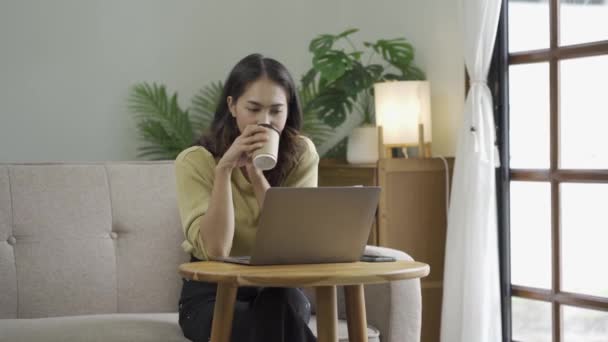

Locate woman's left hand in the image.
[244,161,270,208]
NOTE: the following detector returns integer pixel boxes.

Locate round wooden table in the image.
[179,260,430,342]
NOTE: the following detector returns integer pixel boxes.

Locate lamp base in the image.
[384,143,431,159]
[377,123,432,159]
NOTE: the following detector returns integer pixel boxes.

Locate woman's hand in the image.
[217,125,268,172]
[244,149,271,208]
[245,162,265,181]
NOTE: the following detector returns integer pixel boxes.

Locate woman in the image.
[175,53,318,342]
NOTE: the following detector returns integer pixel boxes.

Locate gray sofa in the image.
[0,161,422,342]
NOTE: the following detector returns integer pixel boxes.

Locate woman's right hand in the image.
[216,124,269,171]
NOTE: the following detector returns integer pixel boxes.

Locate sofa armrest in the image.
[336,246,422,342]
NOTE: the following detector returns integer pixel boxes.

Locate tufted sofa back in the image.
[0,162,188,319]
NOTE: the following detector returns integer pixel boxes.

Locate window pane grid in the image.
[512,286,608,312]
[506,0,608,341]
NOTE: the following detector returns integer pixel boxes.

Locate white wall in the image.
[0,0,463,162]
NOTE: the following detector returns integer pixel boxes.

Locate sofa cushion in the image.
[0,313,380,342]
[105,164,187,313]
[9,165,117,318]
[0,313,189,342]
[0,163,189,319]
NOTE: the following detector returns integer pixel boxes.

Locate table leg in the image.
[344,284,368,342]
[315,286,338,342]
[210,283,238,342]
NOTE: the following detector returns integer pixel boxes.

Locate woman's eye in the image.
[247,108,260,113]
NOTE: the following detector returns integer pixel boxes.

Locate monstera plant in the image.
[302,28,425,128]
[301,28,426,159]
[128,81,333,160]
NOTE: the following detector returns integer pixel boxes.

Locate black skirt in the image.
[178,256,317,342]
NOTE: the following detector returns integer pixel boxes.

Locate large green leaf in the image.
[299,69,351,129]
[309,34,337,55]
[336,28,359,39]
[312,50,352,84]
[309,29,359,56]
[332,61,373,97]
[349,51,363,61]
[366,64,384,82]
[308,87,354,128]
[403,65,426,80]
[365,38,415,74]
[190,81,223,134]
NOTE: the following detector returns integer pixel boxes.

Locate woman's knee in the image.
[287,288,312,323]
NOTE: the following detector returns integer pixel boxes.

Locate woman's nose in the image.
[257,111,270,124]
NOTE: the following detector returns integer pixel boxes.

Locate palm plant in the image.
[298,78,334,148]
[128,81,334,160]
[128,83,194,160]
[190,81,223,136]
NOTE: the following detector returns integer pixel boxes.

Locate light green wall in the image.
[0,0,463,162]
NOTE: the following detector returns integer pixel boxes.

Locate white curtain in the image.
[441,0,503,341]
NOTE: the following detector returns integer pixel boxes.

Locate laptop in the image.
[211,186,380,265]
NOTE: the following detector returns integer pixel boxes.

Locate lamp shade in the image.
[374,81,432,145]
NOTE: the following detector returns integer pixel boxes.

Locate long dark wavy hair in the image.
[194,53,305,187]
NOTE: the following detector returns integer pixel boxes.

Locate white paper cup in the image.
[253,124,280,170]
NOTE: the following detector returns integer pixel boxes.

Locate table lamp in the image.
[374,81,432,158]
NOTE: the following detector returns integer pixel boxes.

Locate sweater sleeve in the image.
[174,147,216,260]
[282,136,320,188]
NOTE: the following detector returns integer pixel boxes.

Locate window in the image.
[492,0,608,341]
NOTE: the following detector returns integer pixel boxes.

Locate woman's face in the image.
[227,77,289,134]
